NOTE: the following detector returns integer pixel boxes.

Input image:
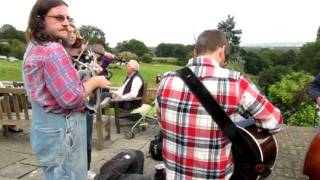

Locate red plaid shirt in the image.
[23,42,85,114]
[156,57,283,179]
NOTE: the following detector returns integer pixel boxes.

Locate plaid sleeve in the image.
[44,43,85,110]
[238,76,283,130]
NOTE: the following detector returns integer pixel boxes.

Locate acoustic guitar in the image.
[303,132,320,180]
[232,124,278,180]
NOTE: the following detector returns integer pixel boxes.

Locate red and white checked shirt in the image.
[156,57,283,180]
[23,41,85,114]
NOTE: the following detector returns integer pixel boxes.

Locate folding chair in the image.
[124,100,160,139]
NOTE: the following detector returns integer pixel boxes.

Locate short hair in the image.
[26,0,68,44]
[127,60,139,71]
[194,30,228,55]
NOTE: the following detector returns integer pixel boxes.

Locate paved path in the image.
[0,119,316,180]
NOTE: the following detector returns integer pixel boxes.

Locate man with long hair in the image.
[23,0,111,179]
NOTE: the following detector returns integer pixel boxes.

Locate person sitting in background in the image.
[101,60,144,110]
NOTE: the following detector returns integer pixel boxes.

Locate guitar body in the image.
[232,125,278,180]
[303,132,320,180]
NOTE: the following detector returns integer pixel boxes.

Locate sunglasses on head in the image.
[46,15,73,23]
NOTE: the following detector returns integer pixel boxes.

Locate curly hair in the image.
[26,0,68,44]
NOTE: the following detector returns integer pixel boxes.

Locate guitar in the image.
[232,124,278,180]
[303,132,320,180]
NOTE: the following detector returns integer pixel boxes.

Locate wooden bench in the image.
[0,87,30,136]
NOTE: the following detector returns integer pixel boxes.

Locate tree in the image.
[0,24,25,43]
[296,41,320,75]
[217,15,242,61]
[115,39,149,57]
[78,25,112,52]
[258,65,292,94]
[317,26,320,41]
[243,51,272,75]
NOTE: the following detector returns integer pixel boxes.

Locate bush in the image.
[139,53,153,63]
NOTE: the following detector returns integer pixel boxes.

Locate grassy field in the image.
[0,60,181,88]
[0,60,23,81]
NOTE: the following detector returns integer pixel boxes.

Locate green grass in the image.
[0,60,23,81]
[0,60,181,88]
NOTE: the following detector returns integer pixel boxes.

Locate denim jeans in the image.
[87,113,93,170]
[30,101,87,180]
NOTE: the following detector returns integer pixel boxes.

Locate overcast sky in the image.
[0,0,319,47]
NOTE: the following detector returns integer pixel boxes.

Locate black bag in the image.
[149,131,163,161]
[94,149,147,180]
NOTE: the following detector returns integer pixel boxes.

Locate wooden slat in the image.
[12,94,20,120]
[0,119,19,125]
[21,95,30,121]
[0,87,31,128]
[0,100,3,119]
[0,88,26,95]
[3,95,12,119]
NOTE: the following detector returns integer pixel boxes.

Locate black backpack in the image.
[149,131,163,161]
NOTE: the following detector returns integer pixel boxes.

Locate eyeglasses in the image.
[46,15,73,23]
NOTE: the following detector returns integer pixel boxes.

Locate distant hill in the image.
[241,42,308,51]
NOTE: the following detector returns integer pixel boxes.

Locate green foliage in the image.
[118,51,138,61]
[116,39,149,56]
[268,71,315,126]
[139,53,153,63]
[296,41,320,75]
[243,51,272,74]
[258,65,293,94]
[287,103,320,126]
[225,59,245,72]
[154,43,193,65]
[78,25,112,52]
[0,24,25,43]
[217,15,242,61]
[8,39,26,59]
[152,57,178,65]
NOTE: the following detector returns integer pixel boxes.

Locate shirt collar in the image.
[186,56,220,68]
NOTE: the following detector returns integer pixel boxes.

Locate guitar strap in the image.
[176,67,271,177]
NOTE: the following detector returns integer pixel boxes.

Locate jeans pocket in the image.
[32,126,63,166]
[65,115,79,150]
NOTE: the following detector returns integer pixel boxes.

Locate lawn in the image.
[0,60,23,81]
[0,60,181,88]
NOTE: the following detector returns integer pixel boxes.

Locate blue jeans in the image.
[30,101,87,180]
[87,113,93,170]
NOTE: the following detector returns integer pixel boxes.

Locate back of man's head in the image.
[127,60,139,71]
[194,30,228,56]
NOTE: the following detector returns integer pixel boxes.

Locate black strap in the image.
[176,67,271,177]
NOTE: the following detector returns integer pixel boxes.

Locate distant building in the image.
[0,55,7,60]
[8,56,18,62]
